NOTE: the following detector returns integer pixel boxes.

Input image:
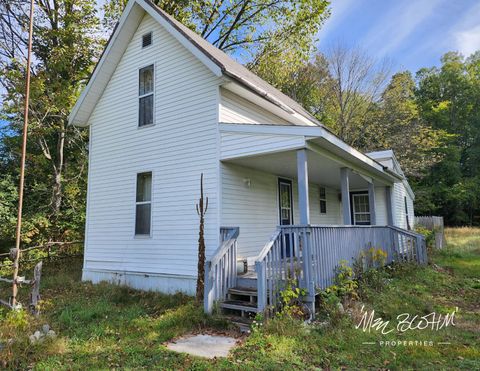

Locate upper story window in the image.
[142,32,152,48]
[319,186,327,214]
[135,172,152,236]
[139,65,154,127]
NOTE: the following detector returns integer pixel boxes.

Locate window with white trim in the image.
[139,65,154,127]
[135,172,152,235]
[319,186,327,214]
[352,193,371,225]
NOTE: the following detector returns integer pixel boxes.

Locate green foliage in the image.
[413,52,480,225]
[318,260,358,322]
[4,308,30,331]
[0,229,479,368]
[0,1,102,247]
[415,225,435,249]
[277,278,307,319]
[352,248,390,299]
[332,260,358,298]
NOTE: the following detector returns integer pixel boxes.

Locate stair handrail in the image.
[388,225,428,264]
[255,229,283,312]
[256,228,281,262]
[210,227,239,266]
[204,227,239,314]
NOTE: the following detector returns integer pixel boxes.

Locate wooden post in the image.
[256,261,266,312]
[385,186,394,226]
[368,182,377,225]
[340,168,351,225]
[29,261,42,316]
[296,149,310,225]
[12,0,35,308]
[203,260,212,313]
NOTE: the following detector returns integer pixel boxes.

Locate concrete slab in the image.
[166,334,237,358]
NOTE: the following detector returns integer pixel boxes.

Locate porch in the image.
[204,123,425,320]
[205,224,426,321]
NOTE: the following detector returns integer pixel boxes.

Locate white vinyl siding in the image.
[220,88,290,125]
[221,163,342,259]
[84,13,220,288]
[392,182,415,229]
[220,130,305,160]
[374,186,388,226]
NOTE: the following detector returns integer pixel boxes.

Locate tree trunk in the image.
[196,173,208,302]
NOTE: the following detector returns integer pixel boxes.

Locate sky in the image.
[317,0,480,73]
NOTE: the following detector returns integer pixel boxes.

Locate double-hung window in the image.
[139,65,154,127]
[319,186,327,214]
[352,193,371,225]
[135,172,152,235]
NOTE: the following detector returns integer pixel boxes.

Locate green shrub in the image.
[415,225,435,249]
[277,278,308,319]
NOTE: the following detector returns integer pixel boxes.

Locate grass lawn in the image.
[1,227,479,369]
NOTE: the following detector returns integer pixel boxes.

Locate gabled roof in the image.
[69,0,322,127]
[367,150,415,199]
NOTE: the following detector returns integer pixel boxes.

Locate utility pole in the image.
[11,0,35,308]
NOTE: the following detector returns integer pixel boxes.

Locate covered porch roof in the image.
[219,123,402,186]
[224,148,375,190]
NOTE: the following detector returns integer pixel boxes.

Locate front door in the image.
[351,192,371,225]
[278,178,293,256]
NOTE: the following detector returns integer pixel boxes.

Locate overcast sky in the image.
[317,0,480,73]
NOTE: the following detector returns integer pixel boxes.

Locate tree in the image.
[195,173,208,302]
[365,72,448,177]
[320,45,390,148]
[414,51,480,225]
[0,0,103,244]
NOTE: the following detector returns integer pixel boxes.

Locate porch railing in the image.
[255,225,427,313]
[204,227,239,313]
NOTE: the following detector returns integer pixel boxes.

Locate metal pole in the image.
[11,0,35,308]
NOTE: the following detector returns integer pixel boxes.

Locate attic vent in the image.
[142,32,152,48]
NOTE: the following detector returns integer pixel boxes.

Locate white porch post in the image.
[340,167,351,225]
[297,149,310,225]
[368,182,377,225]
[385,186,394,225]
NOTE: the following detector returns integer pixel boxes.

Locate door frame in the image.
[277,177,294,226]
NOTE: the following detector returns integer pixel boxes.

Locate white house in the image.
[69,0,422,315]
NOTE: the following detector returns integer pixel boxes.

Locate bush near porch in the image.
[0,228,479,369]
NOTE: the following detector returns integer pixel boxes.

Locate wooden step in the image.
[228,286,258,297]
[219,300,259,313]
[236,275,257,289]
[224,315,254,333]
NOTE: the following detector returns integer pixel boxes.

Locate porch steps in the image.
[236,274,257,290]
[220,299,259,313]
[219,278,259,332]
[228,286,258,298]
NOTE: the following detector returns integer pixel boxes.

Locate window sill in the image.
[138,124,155,129]
[134,234,152,239]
